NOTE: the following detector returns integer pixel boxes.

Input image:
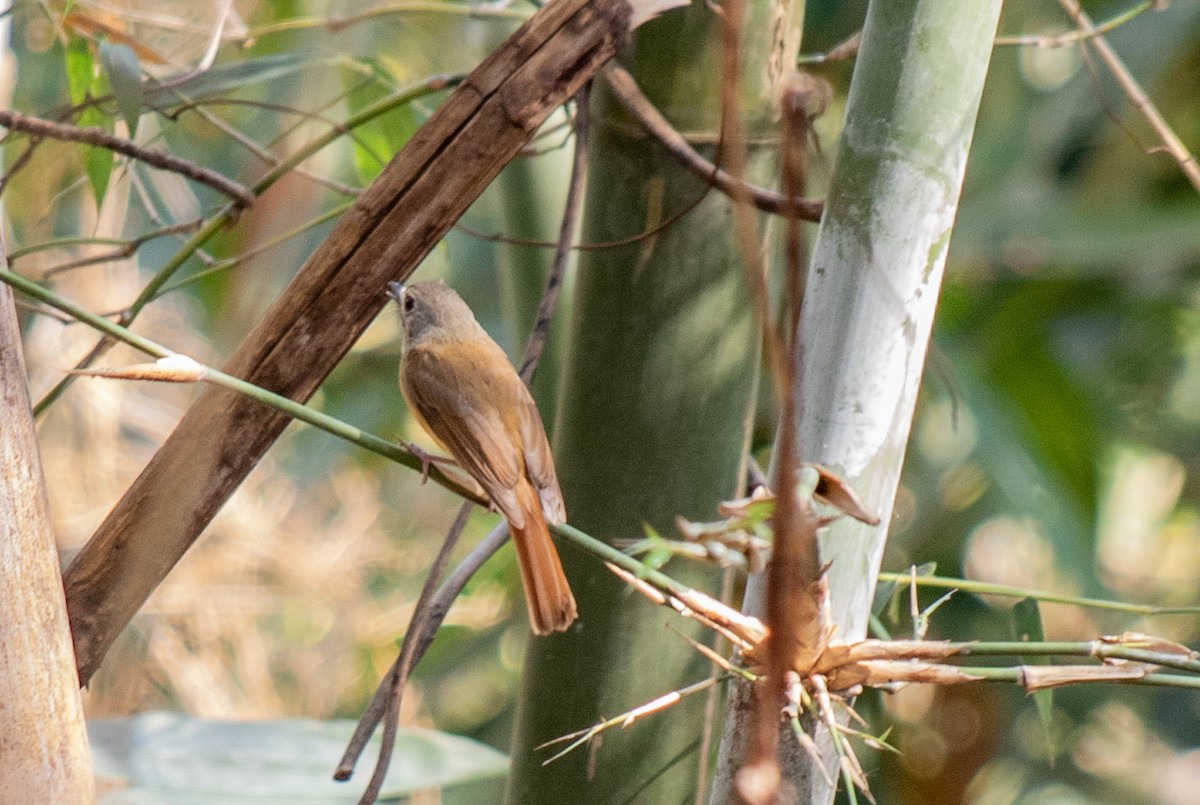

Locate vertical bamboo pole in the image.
[505,2,804,802]
[0,279,95,802]
[712,0,1006,800]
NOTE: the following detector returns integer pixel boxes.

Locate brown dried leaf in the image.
[70,354,206,383]
[833,660,985,690]
[604,563,766,653]
[809,463,880,525]
[1100,632,1197,659]
[64,10,171,64]
[813,639,965,675]
[673,586,768,646]
[1020,663,1151,692]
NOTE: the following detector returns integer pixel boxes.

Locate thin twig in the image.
[162,95,388,168]
[454,187,706,252]
[334,522,511,779]
[604,65,824,222]
[518,84,589,381]
[1056,0,1200,191]
[877,571,1200,615]
[240,0,531,44]
[717,2,786,797]
[537,676,723,765]
[353,502,472,805]
[796,31,862,65]
[168,87,363,197]
[0,110,255,207]
[994,1,1155,48]
[39,220,204,278]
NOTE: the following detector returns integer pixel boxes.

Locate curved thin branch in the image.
[994,0,1155,48]
[603,65,824,222]
[0,110,255,208]
[1055,0,1200,192]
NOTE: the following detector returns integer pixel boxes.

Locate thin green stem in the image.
[8,235,130,259]
[550,522,697,600]
[957,640,1200,676]
[951,666,1200,690]
[878,571,1200,615]
[1,267,485,506]
[994,1,1153,47]
[154,202,355,298]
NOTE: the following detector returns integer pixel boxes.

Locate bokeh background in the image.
[3,0,1200,802]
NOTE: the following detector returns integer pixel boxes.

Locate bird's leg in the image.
[404,442,458,484]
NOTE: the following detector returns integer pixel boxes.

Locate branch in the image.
[518,83,589,383]
[0,110,255,208]
[1055,0,1200,192]
[333,522,510,780]
[603,65,824,222]
[354,503,472,805]
[994,0,1156,48]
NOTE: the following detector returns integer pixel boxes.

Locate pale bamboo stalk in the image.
[712,0,1005,801]
[0,278,95,802]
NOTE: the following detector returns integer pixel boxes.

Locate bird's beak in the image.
[386,281,405,304]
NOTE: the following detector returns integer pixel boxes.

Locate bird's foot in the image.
[405,442,456,484]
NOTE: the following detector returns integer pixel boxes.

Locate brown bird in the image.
[388,279,577,635]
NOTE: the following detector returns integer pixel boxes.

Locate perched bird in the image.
[388,280,577,635]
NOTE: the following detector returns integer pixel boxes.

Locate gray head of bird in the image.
[387,280,483,346]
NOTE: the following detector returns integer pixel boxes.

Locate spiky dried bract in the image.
[1019,663,1151,691]
[1098,632,1196,660]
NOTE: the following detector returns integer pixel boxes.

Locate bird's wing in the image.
[401,341,525,524]
[518,391,566,525]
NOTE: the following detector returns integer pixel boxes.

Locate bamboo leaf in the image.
[99,42,143,137]
[63,35,93,106]
[80,105,113,207]
[88,713,508,800]
[1013,597,1055,762]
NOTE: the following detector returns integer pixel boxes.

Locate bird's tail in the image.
[509,482,577,635]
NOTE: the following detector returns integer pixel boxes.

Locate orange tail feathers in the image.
[509,482,577,635]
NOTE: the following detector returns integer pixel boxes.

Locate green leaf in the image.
[100,42,143,136]
[89,712,509,803]
[85,146,113,206]
[147,54,355,104]
[64,35,94,106]
[341,70,420,185]
[1012,597,1055,763]
[871,576,897,617]
[79,104,113,206]
[64,35,116,205]
[739,495,775,527]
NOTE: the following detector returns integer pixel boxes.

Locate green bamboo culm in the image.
[504,1,804,802]
[710,0,1007,800]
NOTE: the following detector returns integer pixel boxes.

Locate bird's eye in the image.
[403,295,416,313]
